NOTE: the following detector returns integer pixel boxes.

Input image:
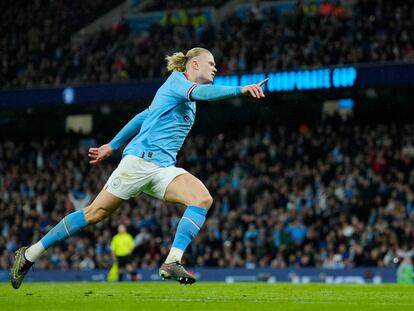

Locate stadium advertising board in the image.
[0,268,397,283]
[0,63,413,107]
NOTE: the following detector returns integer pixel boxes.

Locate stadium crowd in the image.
[1,116,414,271]
[2,0,414,89]
[0,0,124,88]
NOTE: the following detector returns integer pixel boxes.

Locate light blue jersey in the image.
[123,72,198,166]
[109,71,243,167]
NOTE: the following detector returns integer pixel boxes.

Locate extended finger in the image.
[253,86,261,98]
[248,87,257,98]
[258,78,269,87]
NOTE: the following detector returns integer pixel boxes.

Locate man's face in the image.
[192,52,217,84]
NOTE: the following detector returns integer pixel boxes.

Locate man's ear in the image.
[191,59,199,70]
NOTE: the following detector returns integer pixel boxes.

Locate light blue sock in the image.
[172,205,207,251]
[40,210,88,249]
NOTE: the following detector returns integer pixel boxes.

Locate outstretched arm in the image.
[88,109,149,164]
[190,78,268,101]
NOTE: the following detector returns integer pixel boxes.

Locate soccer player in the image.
[10,47,267,288]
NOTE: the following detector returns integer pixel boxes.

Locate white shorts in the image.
[104,155,187,200]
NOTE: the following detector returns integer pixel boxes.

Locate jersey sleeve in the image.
[167,72,199,101]
[190,84,242,101]
[109,109,149,150]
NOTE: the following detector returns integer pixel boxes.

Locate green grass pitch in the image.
[0,282,413,311]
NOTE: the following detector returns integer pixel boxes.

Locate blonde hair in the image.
[165,47,211,72]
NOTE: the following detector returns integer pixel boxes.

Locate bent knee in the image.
[195,194,213,209]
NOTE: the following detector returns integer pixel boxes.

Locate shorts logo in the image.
[111,177,121,189]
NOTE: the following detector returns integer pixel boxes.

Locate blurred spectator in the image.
[319,0,334,16]
[332,1,345,18]
[302,1,319,17]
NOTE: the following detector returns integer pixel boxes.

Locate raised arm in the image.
[88,109,149,164]
[190,78,268,101]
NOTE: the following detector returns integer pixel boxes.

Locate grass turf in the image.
[0,282,413,311]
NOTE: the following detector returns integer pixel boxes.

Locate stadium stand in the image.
[0,0,125,88]
[1,0,414,88]
[1,116,414,270]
